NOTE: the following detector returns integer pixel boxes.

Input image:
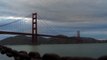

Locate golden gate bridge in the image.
[0,13,76,44]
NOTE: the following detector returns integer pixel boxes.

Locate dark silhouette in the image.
[2,45,107,60]
[98,56,107,60]
[61,57,97,60]
[28,52,41,60]
[42,53,60,60]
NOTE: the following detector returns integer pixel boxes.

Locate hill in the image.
[0,35,49,45]
[0,35,106,45]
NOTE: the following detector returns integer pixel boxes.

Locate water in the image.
[1,43,107,60]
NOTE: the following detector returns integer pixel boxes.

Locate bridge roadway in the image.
[0,31,65,38]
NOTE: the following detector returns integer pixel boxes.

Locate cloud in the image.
[0,0,107,22]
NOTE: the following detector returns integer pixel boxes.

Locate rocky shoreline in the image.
[0,45,107,60]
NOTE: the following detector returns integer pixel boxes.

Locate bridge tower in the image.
[32,13,37,44]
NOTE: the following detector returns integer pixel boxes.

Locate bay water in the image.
[1,43,107,60]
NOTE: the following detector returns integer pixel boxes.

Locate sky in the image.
[0,0,107,40]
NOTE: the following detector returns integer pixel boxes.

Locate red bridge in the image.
[0,13,68,44]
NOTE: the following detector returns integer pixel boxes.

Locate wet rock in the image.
[18,51,30,60]
[42,53,60,60]
[0,49,6,54]
[29,52,41,58]
[6,48,13,57]
[11,50,19,57]
[61,57,96,60]
[61,57,72,60]
[98,56,107,60]
[29,52,41,60]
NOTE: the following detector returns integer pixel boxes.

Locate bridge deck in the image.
[0,31,64,38]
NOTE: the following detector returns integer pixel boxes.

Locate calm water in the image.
[1,43,107,60]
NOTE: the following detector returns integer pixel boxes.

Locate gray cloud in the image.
[0,0,107,22]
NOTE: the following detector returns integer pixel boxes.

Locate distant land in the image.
[0,35,107,45]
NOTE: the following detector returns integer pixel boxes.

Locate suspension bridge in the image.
[0,13,75,44]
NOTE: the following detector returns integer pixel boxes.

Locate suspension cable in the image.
[37,15,53,33]
[37,14,59,34]
[0,20,21,27]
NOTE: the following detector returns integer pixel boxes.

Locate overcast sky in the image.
[0,0,107,40]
